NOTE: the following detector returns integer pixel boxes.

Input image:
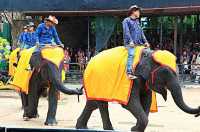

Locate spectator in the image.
[64,48,71,72]
[18,26,28,49]
[193,51,200,83]
[78,50,86,72]
[180,50,190,82]
[196,51,200,64]
[154,44,160,50]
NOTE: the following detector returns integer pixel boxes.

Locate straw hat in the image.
[45,15,58,24]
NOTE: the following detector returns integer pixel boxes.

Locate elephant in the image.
[21,50,83,126]
[76,48,200,132]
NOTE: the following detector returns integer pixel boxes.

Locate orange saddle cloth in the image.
[152,50,177,72]
[41,46,64,68]
[10,46,65,94]
[8,48,20,77]
[84,46,158,112]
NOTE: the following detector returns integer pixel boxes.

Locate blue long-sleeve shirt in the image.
[24,32,37,47]
[35,23,62,45]
[18,32,26,44]
[122,17,148,46]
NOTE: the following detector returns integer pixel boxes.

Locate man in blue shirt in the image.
[35,15,62,47]
[122,5,150,79]
[18,26,28,49]
[30,15,63,71]
[28,16,82,95]
[23,22,37,49]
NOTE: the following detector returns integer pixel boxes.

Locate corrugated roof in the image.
[1,0,200,15]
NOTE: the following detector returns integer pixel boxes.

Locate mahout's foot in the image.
[128,74,137,80]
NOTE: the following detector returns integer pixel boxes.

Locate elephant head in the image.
[32,58,82,95]
[135,49,200,117]
[28,47,83,96]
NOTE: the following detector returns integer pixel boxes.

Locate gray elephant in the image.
[21,50,83,126]
[76,47,200,132]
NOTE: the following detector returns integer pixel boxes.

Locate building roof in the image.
[1,0,200,16]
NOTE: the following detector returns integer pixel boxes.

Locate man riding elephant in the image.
[23,22,37,49]
[20,16,82,125]
[123,5,150,79]
[19,22,39,109]
[18,25,28,49]
[27,15,63,71]
[76,6,200,132]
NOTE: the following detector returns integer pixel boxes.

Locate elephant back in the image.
[41,46,64,68]
[152,50,177,72]
[84,46,144,104]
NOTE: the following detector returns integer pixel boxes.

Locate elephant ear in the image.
[147,77,168,101]
[147,67,170,101]
[135,50,153,80]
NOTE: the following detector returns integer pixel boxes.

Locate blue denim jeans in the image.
[126,47,135,74]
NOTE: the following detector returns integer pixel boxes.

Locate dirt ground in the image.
[0,84,200,132]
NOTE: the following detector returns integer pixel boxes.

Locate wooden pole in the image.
[87,16,90,60]
[173,17,178,55]
[179,16,184,53]
[159,17,163,47]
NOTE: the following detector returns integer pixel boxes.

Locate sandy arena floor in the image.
[0,84,200,132]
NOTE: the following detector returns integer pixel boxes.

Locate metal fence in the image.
[64,63,200,84]
[178,64,200,84]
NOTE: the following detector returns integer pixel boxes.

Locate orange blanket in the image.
[10,46,65,94]
[10,47,35,94]
[41,46,64,68]
[8,48,20,76]
[152,50,177,72]
[84,46,157,112]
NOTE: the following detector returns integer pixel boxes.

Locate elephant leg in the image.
[127,90,152,131]
[20,92,28,110]
[76,100,98,129]
[140,90,152,116]
[44,83,58,126]
[23,76,40,119]
[123,98,148,132]
[122,83,148,132]
[97,101,114,130]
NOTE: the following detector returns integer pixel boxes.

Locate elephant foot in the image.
[131,126,144,132]
[23,113,39,121]
[104,126,114,131]
[76,125,88,129]
[76,121,88,129]
[23,116,31,121]
[44,118,58,126]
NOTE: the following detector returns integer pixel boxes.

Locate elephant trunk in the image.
[53,79,82,95]
[48,64,82,95]
[168,81,200,116]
